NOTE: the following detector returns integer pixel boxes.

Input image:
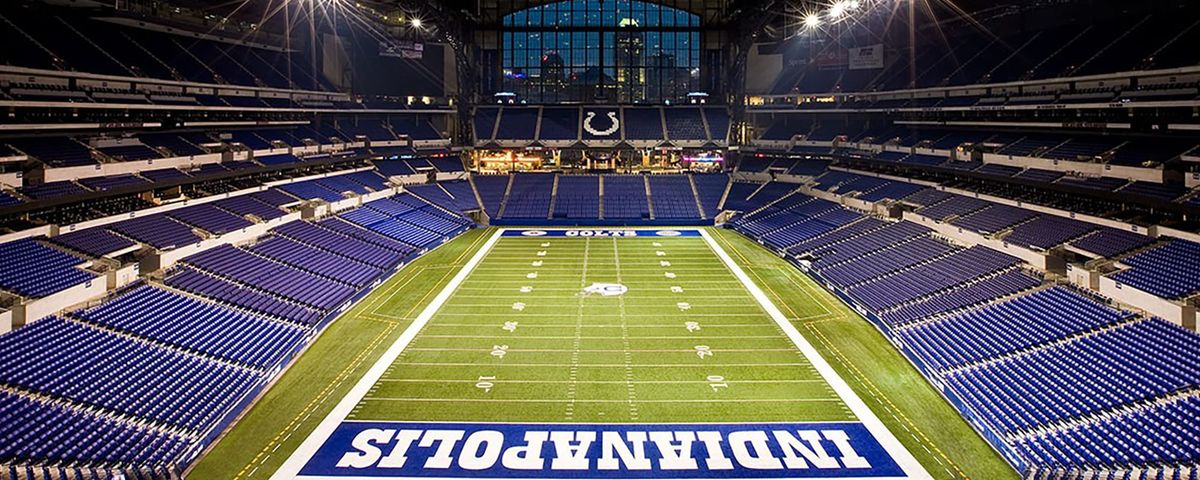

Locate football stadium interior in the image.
[1,0,1199,478]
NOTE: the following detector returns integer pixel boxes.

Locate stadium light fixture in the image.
[829,1,848,19]
[804,13,821,28]
[410,17,422,28]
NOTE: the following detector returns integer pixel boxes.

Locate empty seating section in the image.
[952,204,1038,234]
[428,157,465,173]
[785,160,830,177]
[1002,215,1096,250]
[902,189,955,206]
[806,221,931,267]
[647,175,700,219]
[76,285,306,368]
[0,238,96,297]
[692,174,729,217]
[1110,239,1200,298]
[1014,396,1200,469]
[315,217,415,257]
[664,108,707,140]
[51,228,136,257]
[848,246,1021,311]
[539,108,579,140]
[249,236,382,287]
[918,195,991,221]
[881,269,1042,327]
[474,108,499,140]
[503,174,554,219]
[785,217,888,257]
[495,109,539,139]
[19,180,92,200]
[251,189,299,207]
[342,195,470,250]
[554,176,600,219]
[1014,168,1065,183]
[704,108,730,140]
[374,160,416,177]
[900,287,1133,371]
[140,133,205,157]
[256,154,302,166]
[184,244,355,311]
[79,174,149,191]
[0,316,259,430]
[821,237,957,287]
[436,181,482,212]
[277,180,345,202]
[623,109,665,140]
[315,175,371,195]
[165,267,322,326]
[167,203,253,235]
[945,319,1200,433]
[722,182,762,211]
[602,176,650,219]
[214,196,286,220]
[8,137,94,167]
[1069,228,1156,257]
[856,182,925,202]
[0,390,190,470]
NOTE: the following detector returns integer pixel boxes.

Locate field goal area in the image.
[272,228,928,479]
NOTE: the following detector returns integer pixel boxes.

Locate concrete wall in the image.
[1099,276,1196,329]
[44,153,224,182]
[0,171,21,188]
[1064,263,1100,291]
[109,263,141,291]
[17,277,107,326]
[0,310,11,335]
[981,152,1165,183]
[0,225,54,245]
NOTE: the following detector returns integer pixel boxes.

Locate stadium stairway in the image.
[686,175,708,220]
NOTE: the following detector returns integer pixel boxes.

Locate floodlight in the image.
[804,13,821,28]
[829,1,847,18]
[410,18,422,28]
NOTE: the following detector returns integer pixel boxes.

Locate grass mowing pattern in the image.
[352,234,853,424]
[192,228,1016,480]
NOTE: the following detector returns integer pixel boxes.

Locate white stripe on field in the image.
[271,228,505,479]
[697,229,931,479]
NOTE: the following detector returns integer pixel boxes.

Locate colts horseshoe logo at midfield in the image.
[583,111,620,136]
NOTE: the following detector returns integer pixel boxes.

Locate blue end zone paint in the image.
[297,422,905,479]
[503,229,702,238]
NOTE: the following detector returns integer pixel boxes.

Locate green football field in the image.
[190,227,1016,480]
[351,232,853,424]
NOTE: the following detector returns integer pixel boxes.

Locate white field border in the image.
[272,227,930,479]
[697,228,930,479]
[272,228,506,479]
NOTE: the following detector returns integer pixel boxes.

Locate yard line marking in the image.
[564,237,589,420]
[391,362,815,367]
[271,229,505,480]
[404,347,800,353]
[424,323,775,328]
[417,335,786,339]
[431,313,769,317]
[360,397,843,404]
[613,237,639,421]
[698,228,930,479]
[375,379,827,384]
